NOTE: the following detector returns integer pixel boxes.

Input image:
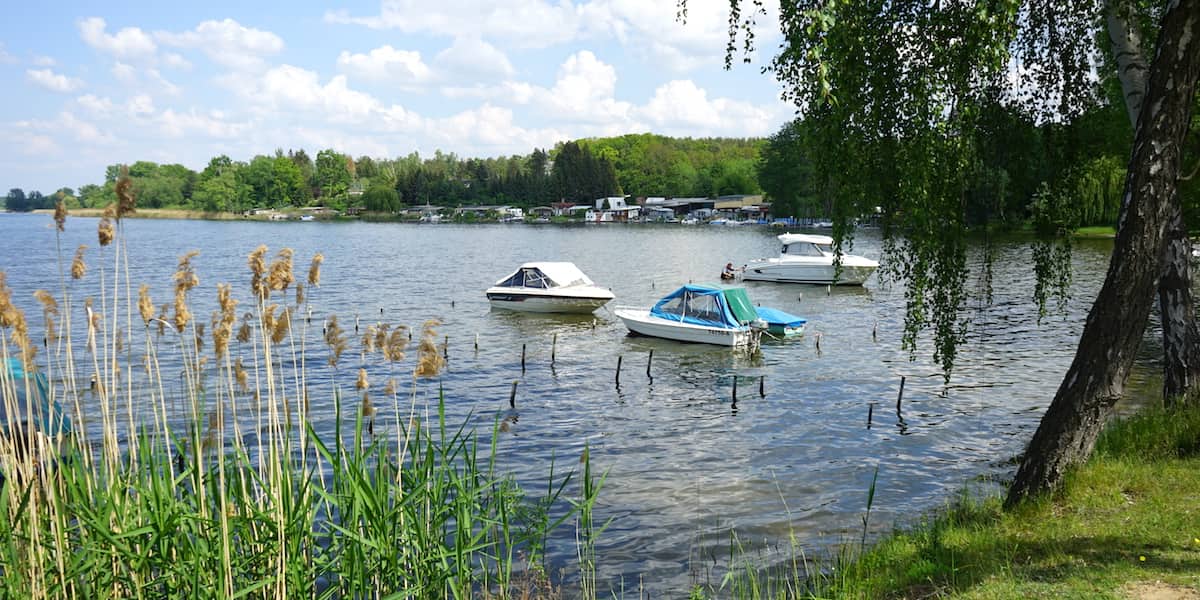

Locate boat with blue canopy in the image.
[613,284,768,347]
[2,357,72,481]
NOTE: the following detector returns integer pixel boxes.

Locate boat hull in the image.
[486,289,613,314]
[741,259,876,285]
[613,308,754,347]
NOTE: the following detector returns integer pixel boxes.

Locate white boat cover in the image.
[493,262,595,288]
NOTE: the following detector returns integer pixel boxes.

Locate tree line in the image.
[4,136,770,215]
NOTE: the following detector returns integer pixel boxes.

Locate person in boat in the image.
[721,262,738,281]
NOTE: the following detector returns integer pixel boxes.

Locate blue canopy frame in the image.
[650,284,751,329]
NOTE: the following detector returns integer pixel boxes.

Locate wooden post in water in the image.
[872,321,877,342]
[521,344,526,373]
[732,376,738,401]
[615,355,622,385]
[646,350,653,377]
[897,375,906,414]
[443,335,448,359]
[509,381,518,409]
[759,375,765,398]
[551,333,557,365]
[815,333,822,353]
[867,403,875,428]
[474,333,478,351]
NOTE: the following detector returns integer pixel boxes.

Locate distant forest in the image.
[4,134,767,216]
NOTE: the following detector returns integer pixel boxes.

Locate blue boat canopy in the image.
[650,285,759,329]
[754,306,807,329]
[2,358,72,438]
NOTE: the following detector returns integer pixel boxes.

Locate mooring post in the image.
[474,333,478,351]
[759,375,765,398]
[732,376,738,402]
[521,344,526,373]
[897,375,906,413]
[551,333,557,364]
[443,335,448,359]
[509,380,518,409]
[615,355,622,384]
[646,349,653,377]
[872,321,878,342]
[867,403,875,428]
[815,333,822,353]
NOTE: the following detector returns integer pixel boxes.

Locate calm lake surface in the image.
[0,213,1161,593]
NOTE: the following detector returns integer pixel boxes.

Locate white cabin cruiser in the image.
[741,233,878,285]
[486,262,615,314]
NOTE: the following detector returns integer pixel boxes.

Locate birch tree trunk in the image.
[1106,0,1199,404]
[1006,0,1200,506]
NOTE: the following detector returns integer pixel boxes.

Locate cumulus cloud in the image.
[76,94,115,115]
[156,18,284,70]
[638,79,781,136]
[326,0,584,48]
[434,37,515,81]
[31,55,56,67]
[336,45,431,85]
[26,69,85,93]
[78,17,157,60]
[327,0,779,72]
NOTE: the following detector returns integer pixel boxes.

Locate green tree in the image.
[5,188,28,212]
[315,149,351,201]
[703,0,1200,505]
[361,183,399,213]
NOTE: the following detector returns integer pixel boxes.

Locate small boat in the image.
[614,284,766,347]
[1,358,72,479]
[486,262,614,314]
[754,306,807,337]
[741,233,878,285]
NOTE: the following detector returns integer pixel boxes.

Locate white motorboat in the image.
[486,262,615,314]
[741,233,878,285]
[614,285,766,347]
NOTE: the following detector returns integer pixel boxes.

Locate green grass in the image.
[1072,225,1117,238]
[701,406,1200,599]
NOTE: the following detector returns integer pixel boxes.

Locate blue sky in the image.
[0,0,792,194]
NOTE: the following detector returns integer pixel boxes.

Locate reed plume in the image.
[271,307,292,345]
[97,213,114,247]
[114,166,136,220]
[213,283,238,358]
[0,273,33,362]
[414,319,446,378]
[307,252,324,287]
[173,251,200,332]
[33,289,59,316]
[324,315,347,366]
[356,368,369,391]
[384,327,408,363]
[234,358,248,392]
[72,245,88,280]
[137,284,154,324]
[156,303,169,336]
[295,282,304,306]
[248,245,268,301]
[54,199,67,232]
[384,378,397,396]
[236,312,252,344]
[267,248,295,292]
[361,325,377,354]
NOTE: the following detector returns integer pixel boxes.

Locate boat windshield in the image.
[655,290,725,324]
[783,242,825,257]
[497,268,554,289]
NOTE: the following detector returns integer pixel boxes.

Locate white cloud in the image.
[638,79,781,135]
[162,52,192,70]
[76,94,115,115]
[127,94,156,117]
[336,45,431,84]
[255,65,384,124]
[434,37,514,80]
[156,18,284,70]
[112,62,137,83]
[157,109,248,139]
[430,103,565,151]
[31,55,56,67]
[26,69,85,93]
[78,17,158,60]
[326,0,585,48]
[327,0,779,72]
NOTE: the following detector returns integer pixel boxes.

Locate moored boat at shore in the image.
[614,284,767,347]
[741,233,878,285]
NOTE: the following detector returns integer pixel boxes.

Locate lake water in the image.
[0,213,1159,593]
